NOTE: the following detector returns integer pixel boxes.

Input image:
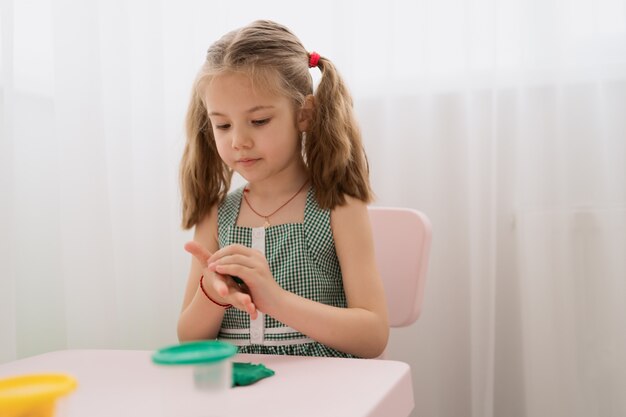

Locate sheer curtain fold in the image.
[0,0,17,364]
[1,1,625,417]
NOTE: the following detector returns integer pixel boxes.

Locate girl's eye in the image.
[215,123,231,130]
[252,118,270,126]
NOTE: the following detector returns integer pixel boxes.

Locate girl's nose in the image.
[231,128,252,149]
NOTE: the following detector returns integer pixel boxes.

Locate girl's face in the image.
[203,72,309,184]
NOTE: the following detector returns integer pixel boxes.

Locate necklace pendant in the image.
[243,181,308,230]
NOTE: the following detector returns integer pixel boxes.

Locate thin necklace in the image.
[243,181,308,228]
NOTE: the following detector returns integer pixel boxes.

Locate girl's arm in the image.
[177,206,256,342]
[209,197,389,358]
[273,197,389,358]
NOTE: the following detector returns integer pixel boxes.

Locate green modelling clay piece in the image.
[232,362,275,387]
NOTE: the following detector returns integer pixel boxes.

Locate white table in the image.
[0,350,414,417]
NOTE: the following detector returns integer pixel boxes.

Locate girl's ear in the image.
[297,94,315,132]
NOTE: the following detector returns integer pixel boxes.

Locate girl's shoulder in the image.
[331,194,369,214]
[330,195,377,272]
[330,195,371,231]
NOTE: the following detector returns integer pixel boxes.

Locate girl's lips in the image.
[237,158,260,167]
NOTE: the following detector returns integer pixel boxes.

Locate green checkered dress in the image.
[217,186,356,358]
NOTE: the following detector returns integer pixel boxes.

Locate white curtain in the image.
[1,1,625,417]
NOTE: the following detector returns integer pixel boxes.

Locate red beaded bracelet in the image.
[199,275,232,309]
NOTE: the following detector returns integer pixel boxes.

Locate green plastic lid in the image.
[152,341,238,366]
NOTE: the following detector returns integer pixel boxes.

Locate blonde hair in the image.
[180,20,372,229]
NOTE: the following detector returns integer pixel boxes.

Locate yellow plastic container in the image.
[0,373,77,417]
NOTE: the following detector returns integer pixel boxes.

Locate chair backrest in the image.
[368,207,432,328]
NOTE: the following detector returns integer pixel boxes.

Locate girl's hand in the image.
[184,241,257,318]
[207,244,284,315]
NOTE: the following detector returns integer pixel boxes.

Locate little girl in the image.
[176,20,388,358]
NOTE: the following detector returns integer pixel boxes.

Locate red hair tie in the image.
[308,52,320,68]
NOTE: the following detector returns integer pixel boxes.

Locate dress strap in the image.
[303,187,336,262]
[217,186,244,247]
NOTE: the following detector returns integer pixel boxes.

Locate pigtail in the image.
[306,57,373,208]
[179,84,232,229]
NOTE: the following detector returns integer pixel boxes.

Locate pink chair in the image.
[368,207,432,328]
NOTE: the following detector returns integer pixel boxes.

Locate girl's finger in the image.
[184,241,213,265]
[212,276,230,298]
[234,293,257,319]
[213,273,253,304]
[207,244,253,264]
[208,253,255,270]
[212,264,252,283]
[226,288,257,318]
